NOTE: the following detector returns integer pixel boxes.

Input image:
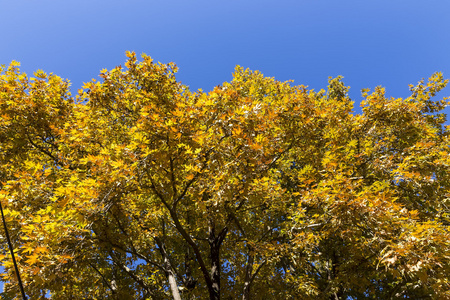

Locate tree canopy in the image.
[0,52,449,299]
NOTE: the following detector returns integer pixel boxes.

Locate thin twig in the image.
[0,201,27,300]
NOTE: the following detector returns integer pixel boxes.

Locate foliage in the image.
[0,53,449,299]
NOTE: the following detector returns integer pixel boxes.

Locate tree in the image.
[0,52,449,299]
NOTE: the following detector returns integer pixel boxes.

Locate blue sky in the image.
[1,0,450,295]
[2,0,450,112]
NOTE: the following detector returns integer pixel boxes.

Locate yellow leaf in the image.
[172,109,183,117]
[232,126,242,136]
[250,143,262,150]
[22,245,35,254]
[26,254,40,265]
[35,246,48,254]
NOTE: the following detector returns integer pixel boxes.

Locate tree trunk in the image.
[167,272,182,300]
[208,221,228,300]
[155,237,182,300]
[209,240,221,300]
[241,250,266,300]
[242,254,254,300]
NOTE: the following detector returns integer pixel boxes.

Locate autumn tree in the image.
[0,52,449,299]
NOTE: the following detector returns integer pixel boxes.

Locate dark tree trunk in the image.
[242,254,254,300]
[208,221,228,300]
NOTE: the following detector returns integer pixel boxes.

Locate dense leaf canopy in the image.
[0,52,449,299]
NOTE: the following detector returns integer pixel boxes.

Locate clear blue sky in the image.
[1,0,450,294]
[2,0,450,112]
